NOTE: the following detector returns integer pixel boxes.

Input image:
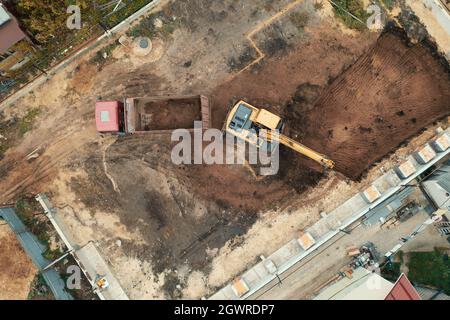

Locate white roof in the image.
[314,267,394,300]
[0,5,11,26]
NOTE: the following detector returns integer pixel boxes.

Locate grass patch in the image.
[102,0,153,29]
[381,0,395,10]
[15,196,52,246]
[126,12,179,40]
[0,117,13,159]
[290,11,310,31]
[0,140,8,160]
[88,41,120,65]
[18,108,40,137]
[407,249,450,295]
[42,248,63,261]
[0,108,40,159]
[331,0,370,30]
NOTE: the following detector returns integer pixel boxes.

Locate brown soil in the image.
[70,137,265,275]
[2,0,449,299]
[211,26,378,184]
[0,226,37,299]
[212,28,450,181]
[210,27,377,129]
[138,97,201,130]
[70,63,98,95]
[287,28,450,179]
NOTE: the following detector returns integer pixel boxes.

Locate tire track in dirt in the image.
[0,128,96,203]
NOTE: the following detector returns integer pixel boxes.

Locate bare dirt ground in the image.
[0,0,449,299]
[0,225,37,299]
[288,27,450,179]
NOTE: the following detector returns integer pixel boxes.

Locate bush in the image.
[332,0,370,30]
[314,1,325,10]
[18,108,41,137]
[381,0,395,10]
[408,249,450,295]
[126,12,179,40]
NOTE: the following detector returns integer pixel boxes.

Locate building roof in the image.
[385,274,421,300]
[315,269,422,300]
[95,101,121,132]
[422,160,450,208]
[0,5,11,26]
[0,4,26,52]
[314,267,395,300]
[414,285,450,300]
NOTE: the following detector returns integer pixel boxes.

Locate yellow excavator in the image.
[223,100,335,169]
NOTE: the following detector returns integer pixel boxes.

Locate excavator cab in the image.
[227,101,283,153]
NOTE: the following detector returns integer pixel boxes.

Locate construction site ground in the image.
[0,0,449,299]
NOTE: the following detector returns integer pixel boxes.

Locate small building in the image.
[385,274,421,300]
[0,3,31,75]
[361,185,382,203]
[231,278,250,297]
[297,232,316,250]
[422,160,450,209]
[394,159,416,179]
[431,131,450,152]
[413,143,437,164]
[314,267,421,300]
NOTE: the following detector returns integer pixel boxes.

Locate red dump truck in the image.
[95,95,210,134]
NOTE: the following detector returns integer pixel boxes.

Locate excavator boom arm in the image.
[268,132,335,169]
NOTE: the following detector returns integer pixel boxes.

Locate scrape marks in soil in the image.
[286,29,450,180]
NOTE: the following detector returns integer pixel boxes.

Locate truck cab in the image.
[95,101,125,134]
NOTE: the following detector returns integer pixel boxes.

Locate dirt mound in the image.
[286,29,450,179]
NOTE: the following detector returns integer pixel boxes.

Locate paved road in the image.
[431,0,450,30]
[250,209,431,299]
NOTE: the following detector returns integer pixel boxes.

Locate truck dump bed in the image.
[125,95,210,133]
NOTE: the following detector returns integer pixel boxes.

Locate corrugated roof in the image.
[415,286,450,300]
[385,274,421,300]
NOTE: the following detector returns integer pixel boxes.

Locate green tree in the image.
[14,0,94,43]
